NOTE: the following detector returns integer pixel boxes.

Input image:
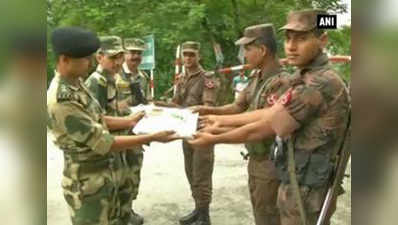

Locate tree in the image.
[47,0,350,103]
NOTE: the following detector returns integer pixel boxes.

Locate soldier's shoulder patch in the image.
[56,85,74,102]
[91,72,107,87]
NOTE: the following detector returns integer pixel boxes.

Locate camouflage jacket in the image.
[173,66,218,107]
[235,67,289,158]
[116,70,147,116]
[273,53,351,187]
[121,63,150,100]
[47,72,114,162]
[85,66,121,117]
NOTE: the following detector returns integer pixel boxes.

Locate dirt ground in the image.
[47,135,351,225]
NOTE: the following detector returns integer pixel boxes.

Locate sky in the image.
[338,0,351,27]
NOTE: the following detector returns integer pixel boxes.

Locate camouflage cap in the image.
[235,23,276,45]
[98,36,124,56]
[280,9,327,32]
[182,41,201,53]
[124,38,146,51]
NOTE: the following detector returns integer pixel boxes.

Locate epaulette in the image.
[202,71,214,78]
[56,85,74,102]
[92,72,107,87]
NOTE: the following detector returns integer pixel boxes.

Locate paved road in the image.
[47,135,350,225]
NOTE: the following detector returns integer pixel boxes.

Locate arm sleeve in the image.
[52,102,114,155]
[270,84,323,137]
[85,76,108,110]
[202,78,219,106]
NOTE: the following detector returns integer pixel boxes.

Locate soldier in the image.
[156,41,218,225]
[114,37,149,225]
[191,24,285,225]
[120,38,151,102]
[189,9,350,225]
[47,27,178,225]
[85,36,145,225]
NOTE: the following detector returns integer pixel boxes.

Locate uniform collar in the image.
[122,62,140,77]
[55,70,80,91]
[299,52,329,75]
[259,63,282,81]
[185,65,204,78]
[96,65,116,83]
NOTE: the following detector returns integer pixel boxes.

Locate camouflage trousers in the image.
[277,183,337,225]
[182,140,214,208]
[248,154,281,225]
[118,148,144,222]
[61,153,125,225]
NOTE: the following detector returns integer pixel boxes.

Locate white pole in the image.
[150,69,154,99]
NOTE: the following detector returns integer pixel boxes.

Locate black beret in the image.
[51,27,100,58]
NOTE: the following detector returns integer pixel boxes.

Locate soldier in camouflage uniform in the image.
[156,41,218,225]
[85,36,145,225]
[47,27,178,225]
[115,38,149,225]
[120,38,151,102]
[189,9,350,225]
[192,24,285,225]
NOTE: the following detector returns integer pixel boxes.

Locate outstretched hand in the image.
[188,131,216,148]
[198,115,218,129]
[151,130,181,143]
[128,111,146,127]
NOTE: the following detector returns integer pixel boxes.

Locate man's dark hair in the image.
[252,35,277,56]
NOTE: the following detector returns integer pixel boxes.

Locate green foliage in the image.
[47,0,350,101]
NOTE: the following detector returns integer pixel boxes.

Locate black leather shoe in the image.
[179,209,199,225]
[192,207,211,225]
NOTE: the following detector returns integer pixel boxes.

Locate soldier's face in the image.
[125,50,143,71]
[64,55,92,77]
[183,52,200,69]
[97,52,124,75]
[284,30,327,68]
[244,44,264,69]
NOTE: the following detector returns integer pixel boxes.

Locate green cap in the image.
[182,41,201,53]
[98,36,124,56]
[280,9,327,32]
[124,38,146,51]
[235,23,276,45]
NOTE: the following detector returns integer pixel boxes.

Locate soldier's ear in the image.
[96,53,103,63]
[319,32,328,50]
[260,45,267,57]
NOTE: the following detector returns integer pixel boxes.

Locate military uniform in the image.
[121,38,151,101]
[175,42,218,225]
[120,65,150,102]
[116,38,150,225]
[85,36,143,225]
[272,10,351,225]
[234,24,284,225]
[48,73,124,225]
[47,27,127,225]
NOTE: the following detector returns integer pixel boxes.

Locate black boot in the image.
[192,207,211,225]
[179,208,199,225]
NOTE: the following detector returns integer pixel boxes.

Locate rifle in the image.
[316,112,351,225]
